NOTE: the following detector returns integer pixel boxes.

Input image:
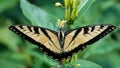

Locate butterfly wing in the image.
[9,25,62,60]
[9,24,116,61]
[62,24,116,57]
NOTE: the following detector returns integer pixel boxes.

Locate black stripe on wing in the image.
[27,26,32,32]
[33,27,39,34]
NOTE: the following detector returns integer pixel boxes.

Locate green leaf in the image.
[0,58,24,68]
[20,0,57,31]
[62,59,101,68]
[0,52,24,68]
[78,0,96,16]
[26,50,58,68]
[0,21,21,51]
[93,39,119,55]
[0,0,18,13]
[70,0,96,28]
[73,59,102,68]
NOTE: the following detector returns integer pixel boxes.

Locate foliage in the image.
[0,0,120,68]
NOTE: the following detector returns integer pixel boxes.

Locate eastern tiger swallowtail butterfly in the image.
[9,24,115,61]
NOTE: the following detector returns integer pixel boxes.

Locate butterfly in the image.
[9,24,115,61]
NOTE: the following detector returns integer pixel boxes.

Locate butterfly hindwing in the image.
[9,25,63,59]
[63,25,116,54]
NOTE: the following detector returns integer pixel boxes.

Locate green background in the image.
[0,0,120,68]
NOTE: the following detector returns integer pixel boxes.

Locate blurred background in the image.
[0,0,120,68]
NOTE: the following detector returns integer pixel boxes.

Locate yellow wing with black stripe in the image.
[62,25,115,57]
[9,25,62,59]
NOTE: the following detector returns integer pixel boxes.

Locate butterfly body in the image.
[58,29,65,48]
[9,24,116,61]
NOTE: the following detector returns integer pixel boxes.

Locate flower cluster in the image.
[55,0,81,29]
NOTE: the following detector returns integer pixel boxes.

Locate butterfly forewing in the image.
[63,25,116,52]
[9,25,62,54]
